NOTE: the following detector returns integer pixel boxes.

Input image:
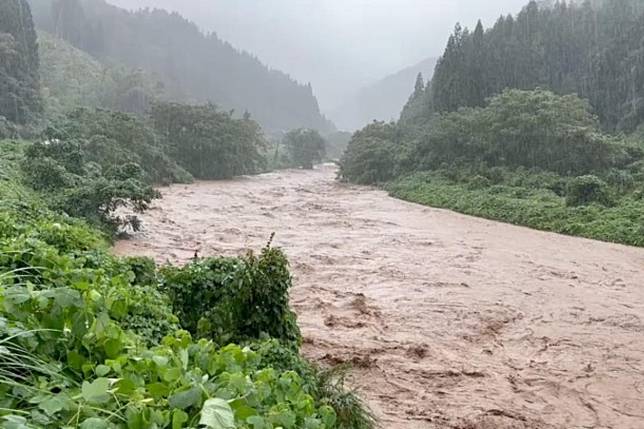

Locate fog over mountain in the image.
[330,57,439,131]
[107,0,529,112]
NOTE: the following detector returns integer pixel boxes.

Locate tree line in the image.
[28,0,335,133]
[404,0,644,132]
[341,0,644,246]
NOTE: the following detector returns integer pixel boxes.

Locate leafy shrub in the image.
[160,243,301,347]
[467,175,491,189]
[282,128,327,169]
[566,175,613,207]
[151,103,266,180]
[252,339,377,429]
[388,172,644,247]
[47,108,192,184]
[22,140,159,231]
[0,215,342,428]
[340,122,402,184]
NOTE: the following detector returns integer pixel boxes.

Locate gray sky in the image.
[107,0,529,111]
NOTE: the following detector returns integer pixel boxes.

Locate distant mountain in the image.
[328,57,438,131]
[28,0,334,133]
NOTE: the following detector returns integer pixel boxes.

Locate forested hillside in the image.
[341,0,644,246]
[403,0,644,132]
[330,57,438,131]
[28,0,334,132]
[38,31,164,118]
[0,0,41,125]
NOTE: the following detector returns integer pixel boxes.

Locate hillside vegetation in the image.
[28,0,334,133]
[38,31,164,119]
[0,1,373,426]
[340,0,644,246]
[0,147,375,427]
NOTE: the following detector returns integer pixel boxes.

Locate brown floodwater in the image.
[114,164,644,429]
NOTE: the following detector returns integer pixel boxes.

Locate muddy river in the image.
[114,164,644,429]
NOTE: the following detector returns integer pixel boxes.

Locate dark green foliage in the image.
[38,31,165,118]
[159,244,301,347]
[283,128,327,169]
[21,139,160,231]
[0,144,375,428]
[413,90,637,175]
[150,102,265,179]
[339,121,405,184]
[252,340,377,429]
[340,2,644,247]
[30,0,334,132]
[47,108,192,184]
[566,175,613,207]
[388,171,644,247]
[0,0,42,124]
[408,0,644,132]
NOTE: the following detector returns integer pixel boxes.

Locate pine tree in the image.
[0,0,42,124]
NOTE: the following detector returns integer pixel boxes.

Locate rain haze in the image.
[4,0,644,428]
[106,0,528,111]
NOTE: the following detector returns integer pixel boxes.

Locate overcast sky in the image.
[107,0,529,111]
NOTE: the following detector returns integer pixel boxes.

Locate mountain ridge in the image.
[328,56,438,131]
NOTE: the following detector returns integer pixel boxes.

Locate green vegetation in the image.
[150,103,266,180]
[0,0,42,125]
[342,89,644,246]
[29,0,334,133]
[388,170,644,247]
[281,129,327,170]
[0,3,374,426]
[38,31,163,119]
[409,0,644,133]
[0,138,375,427]
[341,1,644,248]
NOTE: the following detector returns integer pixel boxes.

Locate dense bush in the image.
[340,122,402,184]
[159,243,301,347]
[21,140,160,232]
[388,171,644,247]
[566,175,613,207]
[282,128,327,169]
[151,103,266,180]
[0,181,374,428]
[340,90,644,246]
[46,108,192,185]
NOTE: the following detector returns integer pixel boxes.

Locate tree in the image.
[401,0,644,132]
[150,102,266,179]
[283,128,326,169]
[0,0,42,124]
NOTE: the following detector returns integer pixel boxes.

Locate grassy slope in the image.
[387,173,644,247]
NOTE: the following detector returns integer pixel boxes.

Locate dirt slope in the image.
[114,165,644,429]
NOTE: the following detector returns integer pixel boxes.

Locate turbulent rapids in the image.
[115,165,644,429]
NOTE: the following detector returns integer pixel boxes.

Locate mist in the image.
[106,0,528,112]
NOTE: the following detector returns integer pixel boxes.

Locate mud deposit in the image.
[114,165,644,429]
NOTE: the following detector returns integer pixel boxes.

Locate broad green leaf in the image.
[80,417,109,429]
[247,416,267,429]
[38,395,65,416]
[95,364,111,376]
[172,409,189,429]
[168,387,201,410]
[162,366,182,382]
[81,378,111,404]
[103,338,123,358]
[2,414,30,429]
[199,398,235,429]
[147,382,171,399]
